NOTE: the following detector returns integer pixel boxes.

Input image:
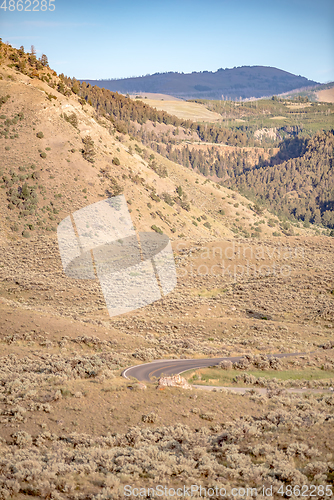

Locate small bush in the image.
[176,186,183,197]
[36,131,44,139]
[252,203,264,215]
[203,221,211,229]
[82,135,95,163]
[200,413,214,421]
[220,360,233,370]
[151,225,163,234]
[64,112,78,128]
[150,193,160,202]
[142,412,157,423]
[106,178,123,196]
[112,157,120,166]
[40,152,47,159]
[161,192,174,206]
[180,200,191,211]
[60,388,72,398]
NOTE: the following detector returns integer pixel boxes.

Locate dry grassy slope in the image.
[0,60,331,330]
[132,96,224,121]
[316,87,334,103]
[0,62,314,244]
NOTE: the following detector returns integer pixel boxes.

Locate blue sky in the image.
[1,0,333,82]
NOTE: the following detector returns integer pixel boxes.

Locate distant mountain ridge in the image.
[82,66,318,100]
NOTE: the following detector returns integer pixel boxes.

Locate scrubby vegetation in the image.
[0,390,333,498]
[82,135,96,163]
[0,336,333,498]
[63,112,78,128]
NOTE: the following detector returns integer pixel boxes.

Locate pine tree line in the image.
[226,130,334,228]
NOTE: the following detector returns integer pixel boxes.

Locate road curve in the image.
[122,352,308,382]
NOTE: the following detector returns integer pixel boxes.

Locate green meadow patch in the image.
[185,367,334,387]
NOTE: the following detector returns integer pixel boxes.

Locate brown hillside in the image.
[316,87,334,103]
[0,56,298,242]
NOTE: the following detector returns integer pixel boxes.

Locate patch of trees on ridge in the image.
[226,130,334,228]
[61,76,251,147]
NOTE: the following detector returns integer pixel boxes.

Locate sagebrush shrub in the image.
[82,135,96,163]
[64,112,78,128]
[151,225,163,234]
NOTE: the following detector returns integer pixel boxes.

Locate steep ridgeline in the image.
[1,40,301,243]
[2,40,332,233]
[61,77,252,147]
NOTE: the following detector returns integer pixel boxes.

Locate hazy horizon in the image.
[0,0,333,83]
[81,65,322,84]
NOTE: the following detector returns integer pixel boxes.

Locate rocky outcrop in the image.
[158,374,192,390]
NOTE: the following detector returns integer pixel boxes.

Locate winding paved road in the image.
[122,352,308,382]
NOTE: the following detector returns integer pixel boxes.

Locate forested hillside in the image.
[60,77,334,229]
[226,131,334,227]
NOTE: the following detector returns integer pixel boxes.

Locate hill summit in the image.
[83,66,318,100]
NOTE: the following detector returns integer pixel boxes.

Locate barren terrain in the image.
[316,87,334,103]
[134,97,223,122]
